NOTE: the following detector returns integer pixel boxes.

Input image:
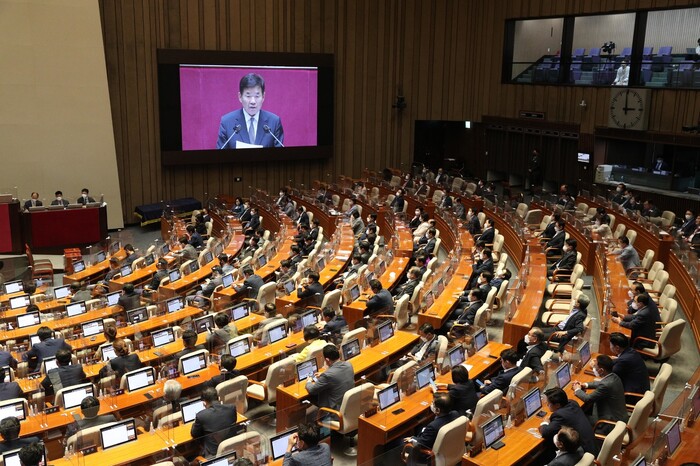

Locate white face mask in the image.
[523,335,532,345]
[593,367,601,378]
[628,290,634,299]
[553,434,560,448]
[420,336,428,343]
[82,193,88,198]
[56,197,62,201]
[687,215,693,220]
[430,404,438,414]
[616,187,623,192]
[631,302,639,310]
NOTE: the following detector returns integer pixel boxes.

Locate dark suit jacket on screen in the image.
[539,401,596,454]
[191,402,238,458]
[612,347,650,394]
[216,109,284,149]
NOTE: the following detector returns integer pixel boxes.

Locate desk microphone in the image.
[219,124,242,149]
[263,125,285,147]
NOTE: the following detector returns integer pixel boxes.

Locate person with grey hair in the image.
[518,327,547,373]
[163,379,183,411]
[541,294,589,352]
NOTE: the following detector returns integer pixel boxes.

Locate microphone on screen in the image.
[219,124,242,149]
[263,125,285,147]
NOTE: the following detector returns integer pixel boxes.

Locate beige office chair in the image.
[179,260,194,275]
[158,411,183,429]
[246,355,296,405]
[612,223,626,240]
[468,389,503,448]
[574,202,588,217]
[626,249,655,280]
[533,215,551,235]
[632,261,664,287]
[509,367,532,390]
[492,279,509,314]
[635,320,685,364]
[341,327,367,348]
[515,203,529,219]
[645,270,669,296]
[658,298,678,327]
[625,229,637,246]
[215,431,262,458]
[575,452,595,466]
[625,363,672,417]
[311,289,341,315]
[226,334,254,353]
[153,404,175,428]
[318,382,375,456]
[595,421,626,466]
[541,290,584,325]
[216,375,249,414]
[656,284,676,307]
[254,282,277,311]
[432,190,444,204]
[546,264,584,297]
[393,295,411,329]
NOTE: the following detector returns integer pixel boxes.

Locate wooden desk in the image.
[63,249,127,285]
[0,298,71,321]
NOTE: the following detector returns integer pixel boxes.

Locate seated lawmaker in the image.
[23,192,42,210]
[608,332,649,394]
[0,367,22,402]
[51,190,69,207]
[480,349,520,396]
[65,396,117,439]
[392,267,421,301]
[206,311,238,351]
[320,307,347,336]
[0,417,40,454]
[609,236,640,273]
[441,288,484,336]
[545,220,566,257]
[435,365,478,416]
[203,354,241,389]
[234,266,264,298]
[117,283,141,311]
[297,272,324,308]
[282,423,332,466]
[572,355,629,430]
[41,348,87,396]
[365,279,394,315]
[76,188,96,205]
[23,325,72,373]
[403,394,459,456]
[99,339,142,379]
[174,329,206,361]
[548,426,585,466]
[611,293,660,349]
[541,294,589,352]
[518,327,547,374]
[177,235,198,261]
[186,224,204,249]
[539,388,596,461]
[293,326,329,363]
[548,238,577,280]
[405,323,438,364]
[191,387,238,458]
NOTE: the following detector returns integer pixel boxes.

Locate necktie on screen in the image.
[249,117,256,143]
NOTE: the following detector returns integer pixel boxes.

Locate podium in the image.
[23,205,108,253]
[0,201,23,254]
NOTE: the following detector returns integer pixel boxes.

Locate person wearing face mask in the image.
[517,327,547,374]
[476,272,493,296]
[408,207,423,230]
[548,239,577,281]
[413,227,437,257]
[538,212,561,241]
[403,394,459,456]
[609,235,640,273]
[611,293,660,349]
[608,332,650,394]
[689,215,700,250]
[572,354,628,432]
[545,220,566,258]
[401,173,414,190]
[480,349,520,396]
[406,324,439,363]
[610,183,626,205]
[442,288,483,336]
[546,426,585,466]
[477,218,495,244]
[390,188,405,214]
[51,190,69,207]
[467,249,494,289]
[680,210,697,238]
[539,388,596,462]
[76,188,95,205]
[23,192,43,210]
[344,197,359,218]
[415,177,429,197]
[465,207,482,235]
[540,294,589,352]
[275,188,288,207]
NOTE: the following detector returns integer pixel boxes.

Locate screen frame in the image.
[415,363,436,390]
[180,350,208,375]
[270,428,299,460]
[481,414,506,450]
[296,358,318,382]
[126,367,156,392]
[180,397,206,424]
[62,384,95,409]
[342,338,361,361]
[473,328,488,351]
[556,363,571,389]
[523,387,543,418]
[377,383,401,411]
[99,418,138,450]
[200,451,238,466]
[267,322,287,344]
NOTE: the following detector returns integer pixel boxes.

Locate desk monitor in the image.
[377,260,387,278]
[9,295,31,310]
[555,363,571,389]
[579,341,591,367]
[95,251,107,263]
[1,366,13,383]
[3,280,23,295]
[193,315,214,333]
[342,338,361,361]
[161,243,171,256]
[2,444,45,466]
[181,397,206,424]
[120,264,133,277]
[300,310,317,329]
[166,297,185,313]
[481,414,506,450]
[424,291,435,309]
[664,418,682,457]
[16,311,41,329]
[416,363,436,390]
[200,452,237,466]
[82,319,104,337]
[169,269,182,283]
[0,400,26,421]
[257,254,268,268]
[362,271,374,290]
[435,278,445,297]
[152,328,175,347]
[125,367,156,392]
[62,384,95,409]
[53,285,71,300]
[72,260,86,273]
[180,351,208,375]
[315,255,325,271]
[267,322,287,344]
[29,334,41,348]
[377,320,394,343]
[296,359,318,382]
[127,306,149,324]
[189,260,200,274]
[377,383,401,411]
[349,284,361,302]
[270,428,298,460]
[109,241,122,255]
[203,250,214,264]
[66,301,87,317]
[228,338,251,357]
[43,356,59,373]
[105,291,121,307]
[630,455,646,466]
[230,302,250,321]
[144,253,155,266]
[101,344,117,361]
[100,418,137,450]
[577,152,591,163]
[691,385,700,421]
[523,387,543,419]
[222,273,234,288]
[473,328,488,352]
[283,279,296,295]
[447,345,465,368]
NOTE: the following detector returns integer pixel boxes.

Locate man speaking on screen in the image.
[216,73,285,149]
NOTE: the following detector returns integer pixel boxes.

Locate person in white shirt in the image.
[613,61,629,86]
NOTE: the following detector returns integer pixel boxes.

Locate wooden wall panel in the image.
[99,0,700,224]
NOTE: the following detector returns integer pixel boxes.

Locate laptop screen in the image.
[267,323,287,344]
[300,310,317,329]
[231,302,250,321]
[189,261,200,274]
[105,291,121,307]
[342,339,361,361]
[161,243,170,255]
[665,418,682,456]
[473,328,488,352]
[556,363,571,389]
[377,383,401,411]
[4,281,23,295]
[579,341,591,367]
[482,415,505,449]
[222,273,234,288]
[630,456,646,466]
[169,269,181,282]
[144,253,155,266]
[120,264,133,277]
[100,419,137,450]
[228,339,251,357]
[126,367,156,392]
[72,260,86,273]
[2,444,45,466]
[448,346,465,367]
[181,351,207,375]
[53,285,71,299]
[377,320,394,343]
[316,256,325,271]
[96,251,107,263]
[193,315,214,333]
[523,387,542,418]
[63,384,95,409]
[200,452,237,466]
[16,311,41,329]
[270,429,298,460]
[9,295,30,310]
[181,398,207,424]
[258,254,268,268]
[82,319,104,337]
[109,241,122,255]
[377,260,386,277]
[127,307,148,324]
[0,401,26,421]
[166,297,184,313]
[66,301,87,317]
[283,279,296,295]
[416,363,435,390]
[101,344,117,361]
[349,284,361,302]
[152,328,175,347]
[296,359,318,382]
[203,251,214,264]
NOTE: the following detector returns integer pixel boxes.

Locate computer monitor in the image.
[300,310,317,329]
[95,250,107,263]
[473,328,488,352]
[267,322,287,344]
[630,456,646,466]
[109,241,122,255]
[180,351,208,375]
[16,311,41,329]
[105,291,121,307]
[2,444,45,466]
[3,280,23,295]
[270,429,298,460]
[100,418,137,450]
[416,363,436,390]
[222,273,234,288]
[66,301,87,317]
[169,269,181,282]
[120,264,133,277]
[577,152,591,163]
[283,279,296,295]
[144,253,155,266]
[447,345,465,368]
[377,260,387,277]
[152,328,175,347]
[101,344,117,361]
[377,320,394,343]
[377,383,401,411]
[230,302,250,321]
[579,341,591,367]
[62,384,95,409]
[189,261,200,274]
[424,291,435,309]
[203,251,214,264]
[200,452,238,466]
[296,359,318,382]
[692,385,700,421]
[316,256,325,271]
[664,418,682,457]
[161,243,171,256]
[8,295,30,310]
[53,285,71,299]
[29,335,41,348]
[435,279,445,297]
[0,400,26,421]
[481,414,506,449]
[523,387,543,419]
[193,315,214,333]
[228,338,251,357]
[166,297,184,313]
[81,319,104,337]
[72,260,86,273]
[125,367,156,392]
[349,284,361,302]
[43,356,59,372]
[342,338,361,361]
[180,397,206,424]
[555,363,571,389]
[257,254,268,268]
[127,306,148,324]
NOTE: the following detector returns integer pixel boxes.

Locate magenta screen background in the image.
[180,66,318,150]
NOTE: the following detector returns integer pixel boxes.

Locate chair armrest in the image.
[374,315,397,322]
[246,379,268,401]
[593,419,630,441]
[317,407,343,431]
[544,312,568,326]
[633,337,661,357]
[546,299,572,311]
[624,391,644,411]
[552,269,573,281]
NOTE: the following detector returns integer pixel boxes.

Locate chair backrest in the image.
[659,298,677,323]
[613,223,626,239]
[465,182,477,196]
[652,270,669,292]
[575,452,596,466]
[540,350,553,366]
[651,363,672,415]
[659,284,676,302]
[389,360,417,384]
[451,177,465,192]
[264,356,296,404]
[435,335,448,366]
[626,229,637,246]
[85,299,101,310]
[179,260,193,274]
[660,211,675,228]
[394,295,410,329]
[152,404,173,428]
[216,431,261,458]
[336,382,375,434]
[341,327,367,348]
[596,421,626,466]
[647,261,664,281]
[509,367,532,389]
[433,415,468,466]
[409,283,424,311]
[331,194,340,207]
[321,289,342,314]
[131,257,145,270]
[473,303,490,328]
[607,213,616,230]
[492,235,504,254]
[55,383,94,408]
[657,320,685,361]
[628,391,654,441]
[256,282,277,308]
[432,190,444,204]
[640,249,654,271]
[494,280,509,311]
[516,203,528,219]
[570,264,584,283]
[575,203,588,215]
[470,389,503,448]
[216,375,249,414]
[159,411,183,429]
[484,287,498,309]
[390,175,401,187]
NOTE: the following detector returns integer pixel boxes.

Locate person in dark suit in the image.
[393,267,421,300]
[50,190,69,206]
[414,228,437,257]
[680,209,697,238]
[123,244,139,265]
[23,192,42,210]
[203,354,241,389]
[320,307,347,336]
[481,349,520,396]
[0,367,22,402]
[65,396,118,439]
[406,324,439,364]
[439,365,478,416]
[76,188,96,205]
[467,249,494,289]
[216,73,284,149]
[191,387,238,458]
[477,218,495,245]
[539,212,561,241]
[546,220,566,257]
[611,293,660,349]
[297,272,324,308]
[244,207,260,235]
[541,294,589,352]
[573,355,629,429]
[443,288,484,335]
[234,267,264,298]
[608,332,650,394]
[518,327,547,374]
[23,326,72,373]
[404,393,460,451]
[117,283,141,311]
[365,279,394,315]
[174,329,206,361]
[144,258,169,292]
[296,206,310,228]
[465,208,481,235]
[390,189,405,214]
[539,388,596,458]
[41,348,87,396]
[282,423,332,466]
[0,417,41,454]
[306,345,354,411]
[100,339,142,379]
[206,312,238,351]
[0,350,17,372]
[640,200,661,219]
[547,426,585,466]
[528,149,542,191]
[548,239,577,280]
